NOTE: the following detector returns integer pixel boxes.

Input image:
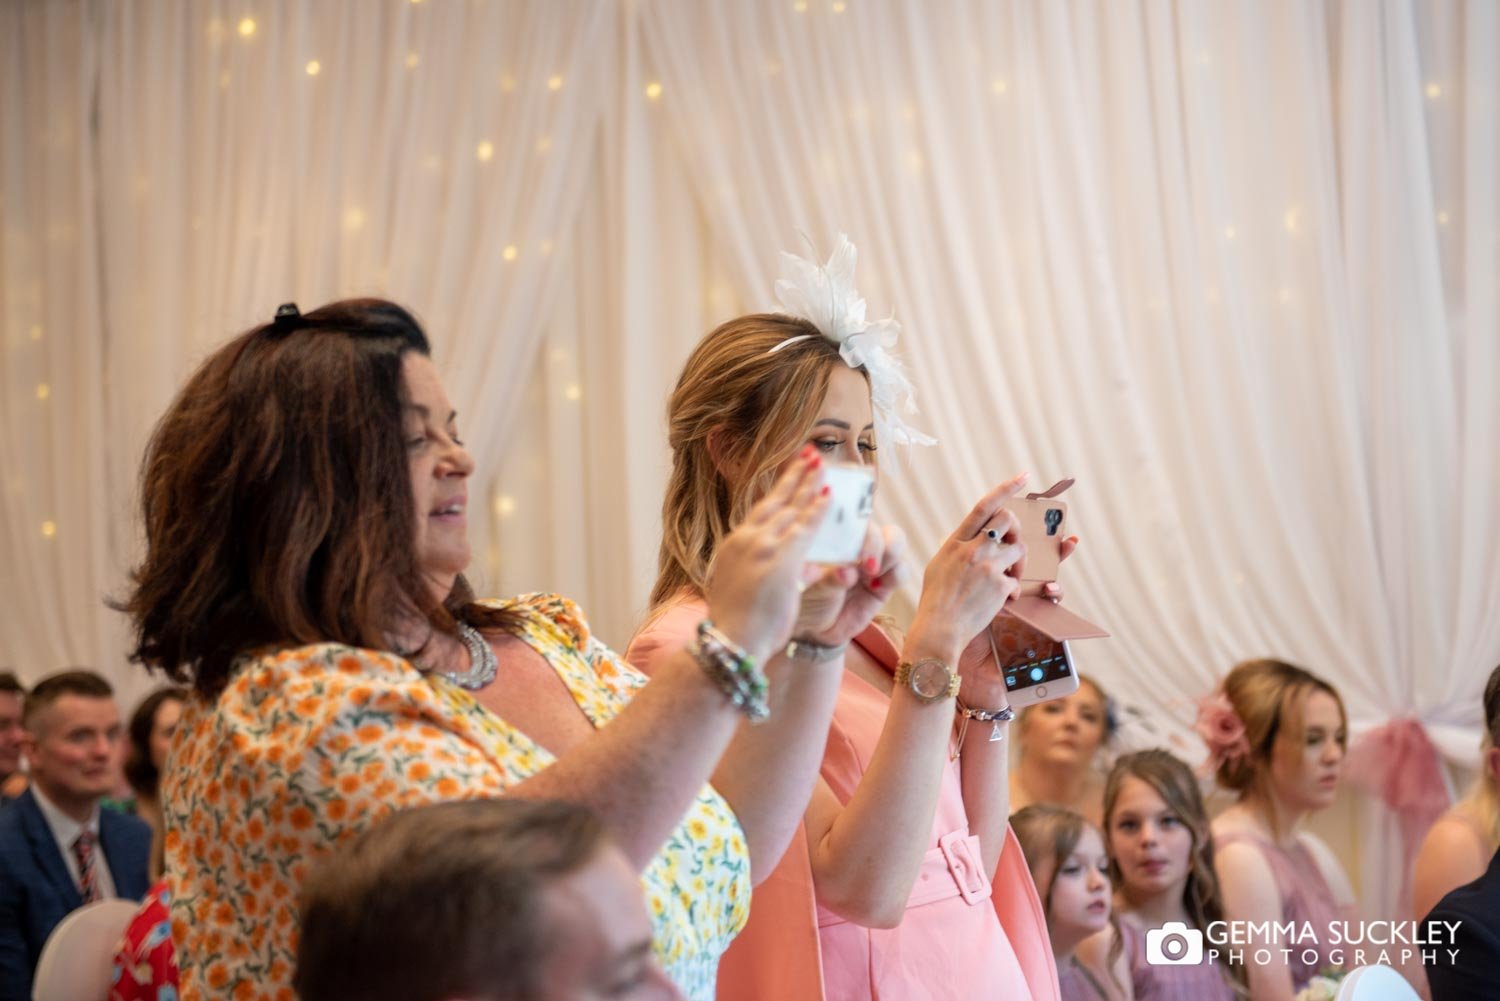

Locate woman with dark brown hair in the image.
[122,685,186,878]
[121,298,846,1001]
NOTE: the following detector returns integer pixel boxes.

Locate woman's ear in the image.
[1486,745,1500,789]
[705,427,742,482]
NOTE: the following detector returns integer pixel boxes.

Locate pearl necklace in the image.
[432,622,499,690]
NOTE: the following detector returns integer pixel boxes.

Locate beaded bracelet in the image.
[691,619,771,723]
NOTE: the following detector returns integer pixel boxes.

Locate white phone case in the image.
[804,465,875,564]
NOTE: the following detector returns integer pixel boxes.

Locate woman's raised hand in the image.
[705,447,830,661]
[791,522,909,648]
[906,473,1031,659]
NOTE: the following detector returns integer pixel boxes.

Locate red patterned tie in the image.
[72,830,101,904]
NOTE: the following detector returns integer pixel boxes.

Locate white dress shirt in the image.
[30,785,119,900]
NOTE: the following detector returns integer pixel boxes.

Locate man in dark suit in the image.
[0,670,150,998]
[1425,847,1500,1001]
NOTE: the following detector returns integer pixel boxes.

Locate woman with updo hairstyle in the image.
[1205,658,1356,1001]
[121,297,846,1001]
[1010,675,1114,828]
[1412,663,1500,921]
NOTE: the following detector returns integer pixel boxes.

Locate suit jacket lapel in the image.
[18,791,84,911]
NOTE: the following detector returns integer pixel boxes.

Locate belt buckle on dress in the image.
[937,830,991,906]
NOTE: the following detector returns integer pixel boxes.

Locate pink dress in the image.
[1214,830,1357,992]
[1117,916,1235,1001]
[628,597,1059,1001]
[1055,958,1111,1001]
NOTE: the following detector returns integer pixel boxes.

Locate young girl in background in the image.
[1014,804,1128,1001]
[1096,749,1239,1000]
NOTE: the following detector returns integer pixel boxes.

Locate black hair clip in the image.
[268,302,306,338]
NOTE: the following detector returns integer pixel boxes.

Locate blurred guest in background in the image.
[0,670,150,997]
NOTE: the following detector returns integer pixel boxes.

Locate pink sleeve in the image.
[623,598,708,677]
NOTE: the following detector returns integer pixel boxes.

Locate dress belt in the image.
[818,829,993,927]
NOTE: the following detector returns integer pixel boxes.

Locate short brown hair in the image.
[651,313,855,609]
[119,299,513,698]
[21,670,113,731]
[296,798,607,1001]
[1216,658,1347,794]
[0,672,24,697]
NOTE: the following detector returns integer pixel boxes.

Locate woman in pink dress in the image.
[1205,660,1358,1000]
[627,236,1061,1001]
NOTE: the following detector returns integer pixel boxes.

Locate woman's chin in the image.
[422,566,466,601]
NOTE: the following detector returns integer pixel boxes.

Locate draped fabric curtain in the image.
[639,0,1498,920]
[2,0,1496,925]
[3,0,616,709]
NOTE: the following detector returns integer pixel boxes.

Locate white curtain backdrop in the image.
[2,0,1495,925]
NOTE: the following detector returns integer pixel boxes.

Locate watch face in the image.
[910,660,952,699]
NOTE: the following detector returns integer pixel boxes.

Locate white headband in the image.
[770,234,936,448]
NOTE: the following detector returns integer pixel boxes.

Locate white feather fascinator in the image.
[770,234,937,448]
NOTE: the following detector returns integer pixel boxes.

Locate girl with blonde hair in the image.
[1204,659,1356,1001]
[1011,675,1113,827]
[1092,749,1239,1000]
[627,236,1061,1001]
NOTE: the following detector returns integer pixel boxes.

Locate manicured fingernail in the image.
[800,444,815,459]
[820,484,830,496]
[1067,535,1079,544]
[870,574,883,588]
[864,557,879,573]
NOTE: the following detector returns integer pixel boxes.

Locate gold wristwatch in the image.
[893,658,961,704]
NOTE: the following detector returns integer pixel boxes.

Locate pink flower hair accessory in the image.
[1195,690,1251,775]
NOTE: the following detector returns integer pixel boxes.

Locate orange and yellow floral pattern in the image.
[163,593,749,1001]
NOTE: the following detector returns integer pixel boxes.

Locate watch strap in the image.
[784,638,849,663]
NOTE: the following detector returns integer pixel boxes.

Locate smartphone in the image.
[1010,496,1067,590]
[988,613,1081,707]
[804,464,875,564]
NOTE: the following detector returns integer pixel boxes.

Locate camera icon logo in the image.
[1145,922,1204,966]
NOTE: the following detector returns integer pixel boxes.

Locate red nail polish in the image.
[865,557,879,573]
[820,484,830,496]
[810,455,822,468]
[800,444,815,459]
[870,574,883,589]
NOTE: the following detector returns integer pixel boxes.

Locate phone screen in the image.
[990,615,1073,693]
[1000,641,1073,693]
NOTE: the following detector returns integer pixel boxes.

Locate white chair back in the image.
[31,898,139,1001]
[1334,964,1422,1000]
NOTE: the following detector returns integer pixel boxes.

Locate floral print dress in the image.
[161,593,749,1001]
